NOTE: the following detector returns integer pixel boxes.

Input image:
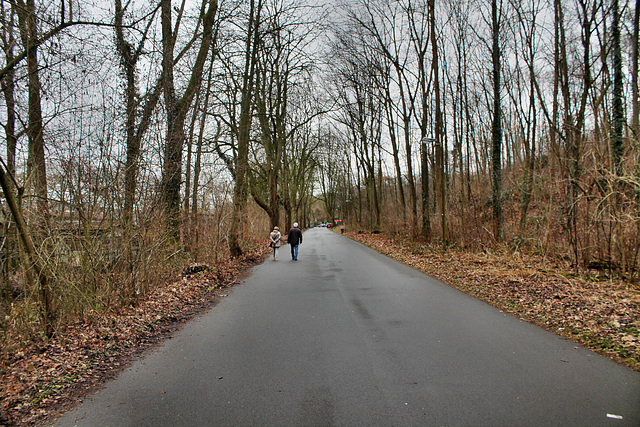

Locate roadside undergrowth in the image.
[346,231,640,371]
[0,250,266,426]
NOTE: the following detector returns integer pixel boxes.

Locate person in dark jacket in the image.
[287,222,303,261]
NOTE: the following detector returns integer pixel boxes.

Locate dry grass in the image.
[0,249,266,426]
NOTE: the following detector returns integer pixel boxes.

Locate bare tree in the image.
[346,1,421,234]
[114,0,163,229]
[611,0,624,171]
[317,128,347,222]
[507,0,544,238]
[15,0,49,231]
[160,0,219,233]
[331,31,384,231]
[1,0,19,295]
[0,161,52,336]
[491,0,503,241]
[633,0,640,139]
[252,4,291,229]
[406,1,433,239]
[187,63,220,257]
[429,0,446,243]
[229,0,262,257]
[1,0,17,178]
[283,116,320,229]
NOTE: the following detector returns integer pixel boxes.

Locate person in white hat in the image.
[287,222,303,261]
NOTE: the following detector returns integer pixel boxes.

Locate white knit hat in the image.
[293,222,299,227]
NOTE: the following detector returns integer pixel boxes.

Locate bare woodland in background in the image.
[0,0,638,346]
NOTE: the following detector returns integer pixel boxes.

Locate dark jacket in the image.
[288,227,303,246]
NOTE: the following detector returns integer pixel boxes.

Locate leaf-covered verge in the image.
[0,250,266,427]
[346,231,640,371]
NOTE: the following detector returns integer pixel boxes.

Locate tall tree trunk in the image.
[189,118,205,260]
[516,1,539,239]
[421,137,431,240]
[0,161,52,336]
[16,0,49,232]
[115,0,138,229]
[430,0,445,244]
[405,5,431,239]
[369,98,382,230]
[191,65,216,258]
[229,0,261,257]
[455,64,466,247]
[611,0,624,171]
[384,84,407,225]
[115,0,163,230]
[632,0,640,139]
[371,144,381,230]
[417,51,431,241]
[160,0,180,231]
[269,132,283,230]
[519,72,537,237]
[184,84,202,217]
[400,81,418,235]
[13,0,52,331]
[1,1,16,177]
[161,0,218,234]
[463,40,472,238]
[282,155,292,233]
[556,0,593,268]
[491,0,503,241]
[253,37,286,230]
[1,1,18,296]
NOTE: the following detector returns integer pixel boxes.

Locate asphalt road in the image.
[55,227,640,426]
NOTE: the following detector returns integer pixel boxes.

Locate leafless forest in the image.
[0,0,638,344]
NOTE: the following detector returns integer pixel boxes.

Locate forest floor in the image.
[0,250,266,427]
[345,231,640,372]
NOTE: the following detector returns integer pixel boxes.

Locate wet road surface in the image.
[56,227,640,426]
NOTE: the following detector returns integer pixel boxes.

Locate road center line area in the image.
[55,228,640,426]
